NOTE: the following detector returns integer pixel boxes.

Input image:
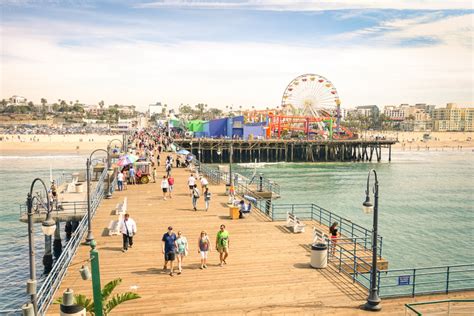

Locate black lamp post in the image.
[362,169,382,311]
[85,149,109,245]
[22,178,56,316]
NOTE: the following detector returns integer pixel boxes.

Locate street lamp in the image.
[85,149,109,245]
[22,178,56,316]
[362,169,382,311]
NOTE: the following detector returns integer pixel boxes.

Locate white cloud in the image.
[334,13,473,48]
[138,0,474,10]
[1,19,472,110]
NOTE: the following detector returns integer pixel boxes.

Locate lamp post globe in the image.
[41,213,56,236]
[362,198,374,214]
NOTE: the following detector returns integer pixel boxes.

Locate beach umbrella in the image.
[117,154,139,166]
[177,149,190,155]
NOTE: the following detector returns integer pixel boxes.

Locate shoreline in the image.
[1,132,473,154]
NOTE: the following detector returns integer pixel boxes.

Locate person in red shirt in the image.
[167,175,175,199]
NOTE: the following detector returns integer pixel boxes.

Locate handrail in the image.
[405,299,474,315]
[272,203,383,258]
[195,156,474,300]
[35,167,108,315]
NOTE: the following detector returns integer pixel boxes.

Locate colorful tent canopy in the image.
[187,120,206,132]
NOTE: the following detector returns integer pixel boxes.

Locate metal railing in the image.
[35,168,108,315]
[196,158,280,196]
[272,203,383,258]
[405,299,474,315]
[195,158,474,300]
[376,264,474,298]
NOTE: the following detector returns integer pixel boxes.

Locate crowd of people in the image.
[116,128,230,276]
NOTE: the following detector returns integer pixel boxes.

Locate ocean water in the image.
[237,150,474,269]
[0,155,86,312]
[0,150,473,311]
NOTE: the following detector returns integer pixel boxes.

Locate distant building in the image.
[149,102,163,118]
[355,105,380,123]
[117,105,135,115]
[432,103,474,132]
[9,95,27,105]
[382,104,433,131]
[84,104,108,115]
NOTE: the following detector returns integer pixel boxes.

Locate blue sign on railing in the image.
[398,275,411,286]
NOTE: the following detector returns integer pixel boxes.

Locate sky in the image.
[0,0,473,111]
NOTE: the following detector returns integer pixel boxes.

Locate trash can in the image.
[75,183,84,193]
[225,184,231,195]
[310,243,328,268]
[229,206,240,220]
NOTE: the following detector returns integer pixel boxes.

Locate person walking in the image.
[200,176,209,190]
[156,154,161,167]
[152,167,157,183]
[165,162,172,177]
[117,171,124,191]
[198,231,211,269]
[187,174,196,196]
[216,224,229,267]
[329,222,339,256]
[162,226,177,276]
[161,176,169,200]
[204,187,211,211]
[192,184,200,211]
[176,231,188,275]
[120,214,137,252]
[167,175,174,199]
[129,166,136,185]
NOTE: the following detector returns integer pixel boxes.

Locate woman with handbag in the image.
[176,231,188,275]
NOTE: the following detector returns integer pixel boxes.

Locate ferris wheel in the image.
[281,73,341,121]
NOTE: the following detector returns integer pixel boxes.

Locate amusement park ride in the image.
[245,73,354,140]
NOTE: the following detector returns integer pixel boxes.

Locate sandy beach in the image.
[365,131,474,150]
[0,134,124,155]
[1,132,473,155]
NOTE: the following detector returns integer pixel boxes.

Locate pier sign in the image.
[398,275,411,286]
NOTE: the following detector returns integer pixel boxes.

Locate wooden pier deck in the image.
[47,154,471,315]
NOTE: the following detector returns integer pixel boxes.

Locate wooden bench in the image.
[312,226,329,244]
[115,197,128,215]
[108,219,120,236]
[285,212,305,233]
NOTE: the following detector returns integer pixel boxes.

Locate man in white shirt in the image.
[120,213,137,252]
[187,174,196,197]
[200,176,209,190]
[117,171,124,191]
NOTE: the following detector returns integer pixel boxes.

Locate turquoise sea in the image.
[0,155,86,313]
[0,150,473,311]
[236,150,474,269]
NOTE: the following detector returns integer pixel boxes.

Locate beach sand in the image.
[1,132,473,155]
[365,131,474,150]
[0,134,124,155]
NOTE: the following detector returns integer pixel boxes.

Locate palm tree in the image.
[54,278,140,315]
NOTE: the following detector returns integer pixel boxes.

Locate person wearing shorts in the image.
[188,174,196,196]
[198,231,211,269]
[167,175,174,199]
[216,224,230,267]
[161,176,169,200]
[176,231,188,275]
[162,226,177,276]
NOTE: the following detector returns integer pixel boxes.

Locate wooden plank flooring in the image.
[47,154,473,315]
